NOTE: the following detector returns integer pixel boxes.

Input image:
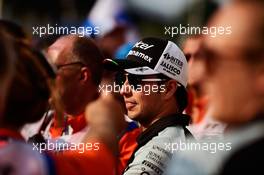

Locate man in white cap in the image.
[104,37,193,175]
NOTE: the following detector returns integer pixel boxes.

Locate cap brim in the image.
[125,67,160,75]
[103,58,148,71]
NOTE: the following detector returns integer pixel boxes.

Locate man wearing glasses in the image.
[104,37,193,175]
[46,35,104,143]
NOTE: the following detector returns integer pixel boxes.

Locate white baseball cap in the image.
[104,37,188,87]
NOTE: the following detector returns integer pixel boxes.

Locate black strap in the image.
[27,108,53,144]
[38,107,53,134]
[124,113,193,173]
[184,127,194,139]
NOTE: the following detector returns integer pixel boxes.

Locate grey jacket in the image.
[123,114,192,175]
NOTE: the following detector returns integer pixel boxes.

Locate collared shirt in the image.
[118,122,141,175]
[50,113,87,138]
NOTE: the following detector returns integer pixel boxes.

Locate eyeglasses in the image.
[55,61,85,71]
[115,72,168,89]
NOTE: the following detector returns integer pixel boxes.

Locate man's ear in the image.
[163,80,177,100]
[80,67,91,82]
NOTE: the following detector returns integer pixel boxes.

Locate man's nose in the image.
[120,79,132,96]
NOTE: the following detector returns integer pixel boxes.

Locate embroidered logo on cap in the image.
[134,41,154,50]
[127,50,153,63]
[163,53,183,69]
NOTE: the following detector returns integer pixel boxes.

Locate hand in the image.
[84,93,125,154]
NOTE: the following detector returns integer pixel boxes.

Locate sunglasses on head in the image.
[115,72,168,89]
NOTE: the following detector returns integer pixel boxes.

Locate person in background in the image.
[184,35,226,140]
[0,27,118,175]
[0,33,55,146]
[0,30,14,119]
[45,35,103,143]
[166,0,264,174]
[0,19,30,118]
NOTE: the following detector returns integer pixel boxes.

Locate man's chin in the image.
[127,111,139,121]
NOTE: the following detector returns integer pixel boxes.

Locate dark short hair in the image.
[0,20,29,44]
[157,74,188,113]
[0,21,54,129]
[175,85,188,113]
[72,37,104,85]
[0,20,28,81]
[3,43,53,128]
[0,31,13,81]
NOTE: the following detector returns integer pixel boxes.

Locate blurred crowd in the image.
[0,0,264,175]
